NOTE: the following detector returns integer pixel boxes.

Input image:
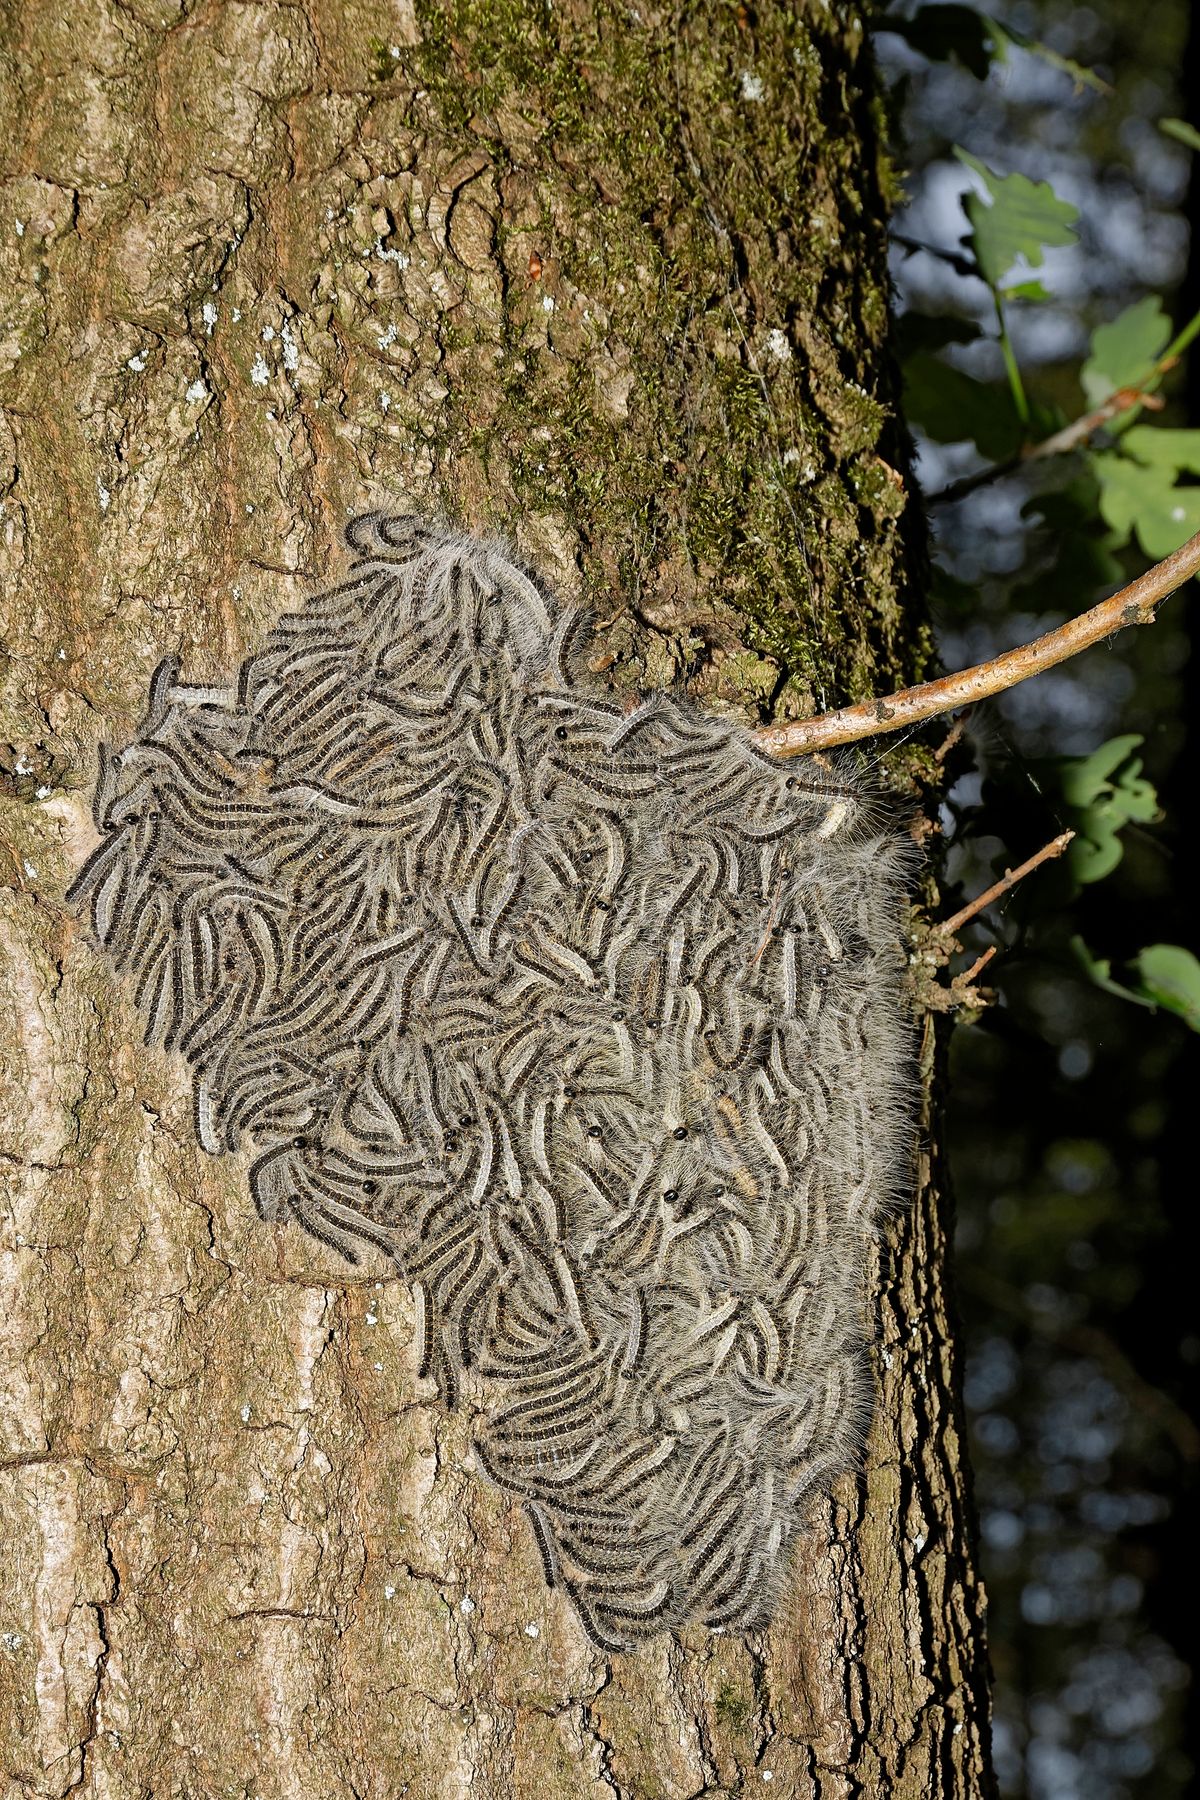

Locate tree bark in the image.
[0,1,993,1794]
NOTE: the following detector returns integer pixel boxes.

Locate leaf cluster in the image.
[884,2,1198,1029]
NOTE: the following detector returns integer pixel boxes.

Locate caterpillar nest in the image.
[70,513,914,1652]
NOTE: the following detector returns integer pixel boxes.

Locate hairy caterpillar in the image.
[70,513,914,1651]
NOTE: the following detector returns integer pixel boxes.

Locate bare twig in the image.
[933,708,973,765]
[936,831,1075,938]
[928,385,1166,508]
[1023,387,1165,463]
[913,833,1072,1016]
[926,454,1021,509]
[958,945,998,984]
[891,233,979,279]
[915,942,998,1015]
[927,305,1200,508]
[755,528,1200,758]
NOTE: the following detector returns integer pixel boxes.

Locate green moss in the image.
[366,36,401,84]
[411,0,924,710]
[713,1683,753,1731]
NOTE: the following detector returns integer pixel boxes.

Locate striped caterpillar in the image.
[70,513,914,1651]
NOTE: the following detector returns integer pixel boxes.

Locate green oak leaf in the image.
[1057,736,1159,886]
[1118,426,1200,475]
[1072,939,1200,1032]
[955,149,1079,288]
[1058,735,1146,808]
[1092,450,1200,559]
[1068,829,1124,886]
[1080,297,1171,407]
[1070,936,1151,1005]
[1132,945,1200,1031]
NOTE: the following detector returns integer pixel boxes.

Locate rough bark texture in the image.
[0,2,993,1795]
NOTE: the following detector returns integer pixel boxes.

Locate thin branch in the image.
[891,233,980,279]
[916,834,1072,1016]
[928,452,1021,509]
[958,945,998,984]
[932,708,973,765]
[916,942,999,1015]
[936,831,1075,937]
[1023,387,1163,463]
[755,527,1200,757]
[928,303,1200,507]
[928,385,1164,508]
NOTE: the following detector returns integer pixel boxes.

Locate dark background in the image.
[879,2,1198,1794]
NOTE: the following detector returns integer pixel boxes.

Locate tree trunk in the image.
[0,1,994,1794]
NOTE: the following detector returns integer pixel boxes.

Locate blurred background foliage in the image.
[876,0,1199,1793]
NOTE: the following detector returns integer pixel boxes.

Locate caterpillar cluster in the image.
[69,514,913,1651]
